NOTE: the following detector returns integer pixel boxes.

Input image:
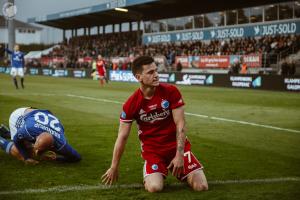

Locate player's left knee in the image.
[192,182,208,191]
[145,182,163,193]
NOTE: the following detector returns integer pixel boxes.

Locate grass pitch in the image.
[0,74,299,200]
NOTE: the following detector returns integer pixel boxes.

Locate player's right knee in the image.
[145,181,163,193]
[192,182,208,191]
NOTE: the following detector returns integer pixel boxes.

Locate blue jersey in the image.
[13,110,67,159]
[5,49,25,68]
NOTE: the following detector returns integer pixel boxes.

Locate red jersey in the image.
[96,59,106,76]
[120,83,190,158]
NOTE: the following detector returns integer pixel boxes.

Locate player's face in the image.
[14,45,19,51]
[139,63,159,86]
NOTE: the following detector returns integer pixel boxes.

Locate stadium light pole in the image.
[7,0,16,51]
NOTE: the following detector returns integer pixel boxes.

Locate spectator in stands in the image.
[20,33,300,74]
[281,59,289,76]
[176,61,183,72]
[288,60,296,76]
[240,58,248,74]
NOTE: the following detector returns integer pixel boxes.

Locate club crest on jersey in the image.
[121,111,126,119]
[151,164,158,171]
[161,100,169,109]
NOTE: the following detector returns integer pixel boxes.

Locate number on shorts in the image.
[184,151,192,163]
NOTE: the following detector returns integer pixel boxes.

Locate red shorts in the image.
[97,67,105,77]
[97,71,105,77]
[143,145,203,181]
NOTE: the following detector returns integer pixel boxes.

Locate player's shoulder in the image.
[124,88,142,105]
[158,83,179,92]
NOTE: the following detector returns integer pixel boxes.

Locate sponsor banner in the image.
[29,68,39,75]
[176,54,262,68]
[41,57,65,64]
[0,66,10,74]
[175,56,189,67]
[5,68,11,74]
[41,57,51,65]
[242,54,262,67]
[176,74,214,85]
[73,70,86,78]
[229,55,241,66]
[143,20,300,44]
[158,73,176,83]
[229,76,262,88]
[0,67,6,73]
[52,57,65,63]
[175,56,201,68]
[109,70,138,82]
[199,56,230,68]
[84,57,92,63]
[284,78,300,91]
[53,69,68,77]
[78,57,93,63]
[111,57,129,64]
[0,67,298,92]
[42,69,52,76]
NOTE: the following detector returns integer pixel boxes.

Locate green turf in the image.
[0,74,300,199]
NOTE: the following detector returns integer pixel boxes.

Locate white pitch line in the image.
[185,113,300,133]
[0,92,57,96]
[1,92,299,134]
[66,94,123,104]
[66,93,300,134]
[0,177,299,195]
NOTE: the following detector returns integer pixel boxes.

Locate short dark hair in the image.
[132,56,154,76]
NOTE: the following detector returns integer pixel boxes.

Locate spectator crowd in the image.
[1,31,300,74]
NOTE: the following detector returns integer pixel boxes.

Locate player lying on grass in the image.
[0,107,81,164]
[102,56,208,192]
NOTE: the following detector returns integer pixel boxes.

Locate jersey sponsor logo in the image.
[139,109,145,114]
[148,104,157,110]
[188,163,197,170]
[121,111,127,119]
[151,164,158,171]
[140,109,170,123]
[161,100,169,109]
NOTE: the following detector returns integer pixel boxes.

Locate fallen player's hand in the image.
[101,167,119,185]
[24,158,39,165]
[40,151,56,161]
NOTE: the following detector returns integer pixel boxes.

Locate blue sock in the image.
[0,136,13,154]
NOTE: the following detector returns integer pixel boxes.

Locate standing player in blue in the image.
[0,107,81,164]
[3,44,25,89]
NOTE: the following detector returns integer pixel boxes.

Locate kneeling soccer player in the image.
[0,107,81,164]
[102,56,208,192]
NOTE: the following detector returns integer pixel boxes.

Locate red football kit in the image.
[120,83,203,180]
[96,59,106,77]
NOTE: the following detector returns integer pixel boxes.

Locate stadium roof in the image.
[0,16,42,30]
[28,0,290,30]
